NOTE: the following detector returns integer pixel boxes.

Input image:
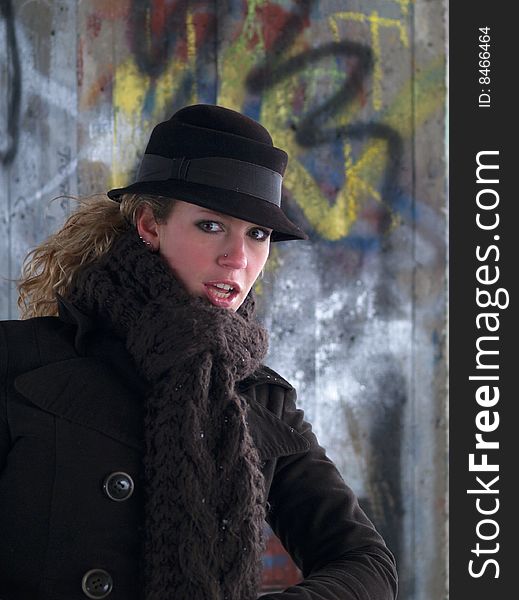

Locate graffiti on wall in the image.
[100,0,441,246]
[2,0,444,252]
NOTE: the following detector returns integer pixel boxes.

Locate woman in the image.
[0,105,397,600]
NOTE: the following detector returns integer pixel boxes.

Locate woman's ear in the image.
[135,205,160,251]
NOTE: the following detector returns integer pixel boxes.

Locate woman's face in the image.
[137,200,271,311]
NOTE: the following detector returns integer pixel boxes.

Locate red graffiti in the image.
[77,37,84,89]
[87,12,102,39]
[89,0,132,20]
[261,527,302,591]
[127,0,217,70]
[256,3,310,51]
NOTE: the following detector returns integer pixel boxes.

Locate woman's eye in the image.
[197,221,223,233]
[249,228,271,241]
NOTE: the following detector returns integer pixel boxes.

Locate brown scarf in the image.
[67,227,268,600]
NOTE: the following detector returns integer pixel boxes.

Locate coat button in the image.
[81,569,113,598]
[103,471,134,502]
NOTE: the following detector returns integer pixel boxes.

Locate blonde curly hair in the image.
[17,193,175,319]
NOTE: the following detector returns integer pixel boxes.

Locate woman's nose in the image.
[218,237,248,269]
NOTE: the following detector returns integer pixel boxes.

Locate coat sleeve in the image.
[0,323,11,473]
[262,387,398,600]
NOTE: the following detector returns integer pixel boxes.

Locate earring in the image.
[139,235,152,247]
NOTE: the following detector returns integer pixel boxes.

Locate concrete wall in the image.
[1,1,447,598]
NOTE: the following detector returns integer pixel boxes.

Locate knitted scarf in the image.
[67,227,268,600]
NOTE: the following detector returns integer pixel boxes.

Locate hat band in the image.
[136,154,282,206]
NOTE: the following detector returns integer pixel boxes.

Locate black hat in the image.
[107,104,307,242]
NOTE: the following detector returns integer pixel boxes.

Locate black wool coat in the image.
[0,298,397,600]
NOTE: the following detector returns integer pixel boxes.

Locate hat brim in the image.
[107,180,308,242]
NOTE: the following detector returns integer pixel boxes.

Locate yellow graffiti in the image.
[111,9,201,188]
[109,0,442,243]
[260,57,443,240]
[329,10,409,111]
[386,0,414,19]
[219,0,308,111]
[219,0,270,110]
[253,244,281,296]
[111,55,184,188]
[186,10,196,63]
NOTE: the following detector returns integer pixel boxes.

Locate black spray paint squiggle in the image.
[245,0,403,232]
[1,0,21,166]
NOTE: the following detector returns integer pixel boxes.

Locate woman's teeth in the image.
[212,283,234,298]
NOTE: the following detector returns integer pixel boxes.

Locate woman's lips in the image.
[203,282,241,309]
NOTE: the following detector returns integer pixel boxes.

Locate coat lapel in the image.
[246,397,309,460]
[15,297,309,461]
[14,357,144,451]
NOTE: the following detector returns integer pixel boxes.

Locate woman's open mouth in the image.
[204,282,241,308]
